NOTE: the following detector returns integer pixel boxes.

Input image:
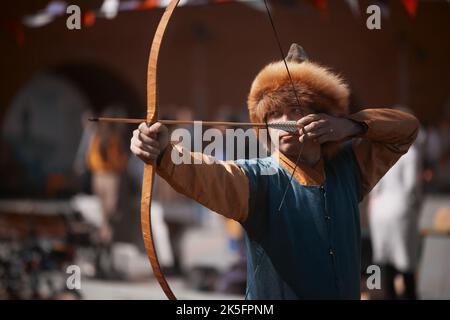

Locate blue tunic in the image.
[235,141,362,299]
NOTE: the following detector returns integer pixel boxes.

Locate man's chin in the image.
[278,142,302,157]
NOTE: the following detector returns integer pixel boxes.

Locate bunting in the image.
[7,0,447,35]
[402,0,418,18]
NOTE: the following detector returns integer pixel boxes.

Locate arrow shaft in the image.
[90,117,298,131]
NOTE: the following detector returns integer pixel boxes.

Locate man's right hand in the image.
[130,122,169,164]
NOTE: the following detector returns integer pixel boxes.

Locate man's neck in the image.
[286,147,321,167]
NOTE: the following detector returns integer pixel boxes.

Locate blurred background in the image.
[0,0,449,300]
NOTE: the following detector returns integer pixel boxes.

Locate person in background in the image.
[73,109,96,193]
[368,106,424,300]
[213,106,247,294]
[153,106,200,276]
[87,106,129,278]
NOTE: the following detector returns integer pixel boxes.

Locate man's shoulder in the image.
[235,156,276,168]
[234,156,279,177]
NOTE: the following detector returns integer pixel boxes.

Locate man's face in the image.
[266,105,320,157]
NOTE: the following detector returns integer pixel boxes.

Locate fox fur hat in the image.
[247,43,350,156]
[248,43,350,123]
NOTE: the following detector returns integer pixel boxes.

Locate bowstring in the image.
[262,0,305,212]
[244,0,306,300]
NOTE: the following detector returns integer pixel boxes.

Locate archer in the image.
[130,44,419,299]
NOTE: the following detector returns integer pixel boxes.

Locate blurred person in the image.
[423,126,441,181]
[434,115,450,192]
[154,106,200,276]
[214,106,247,294]
[216,218,247,295]
[440,94,450,158]
[130,44,419,299]
[87,106,129,278]
[153,175,199,276]
[368,106,423,300]
[73,109,96,193]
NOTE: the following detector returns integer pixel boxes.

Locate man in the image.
[130,44,419,299]
[368,107,423,300]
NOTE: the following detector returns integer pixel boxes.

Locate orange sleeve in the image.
[155,143,249,222]
[346,108,420,200]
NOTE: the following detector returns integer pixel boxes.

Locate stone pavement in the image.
[80,278,243,300]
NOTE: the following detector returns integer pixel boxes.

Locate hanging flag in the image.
[19,0,279,29]
[100,0,120,19]
[345,0,360,17]
[156,0,206,8]
[118,0,140,11]
[138,0,160,9]
[22,13,54,28]
[402,0,418,18]
[46,0,68,16]
[83,10,97,27]
[22,0,67,28]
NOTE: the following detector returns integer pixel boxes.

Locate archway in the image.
[1,63,141,198]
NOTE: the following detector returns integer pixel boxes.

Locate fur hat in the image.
[247,43,350,158]
[247,43,350,124]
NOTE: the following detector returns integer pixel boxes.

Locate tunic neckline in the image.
[272,150,326,187]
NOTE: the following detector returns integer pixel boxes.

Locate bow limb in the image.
[141,0,180,300]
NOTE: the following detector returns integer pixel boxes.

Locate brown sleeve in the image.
[155,143,249,222]
[346,108,420,200]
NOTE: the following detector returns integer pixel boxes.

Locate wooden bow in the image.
[139,0,302,300]
[141,0,180,300]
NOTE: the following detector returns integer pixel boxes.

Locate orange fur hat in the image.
[247,43,350,124]
[247,44,350,157]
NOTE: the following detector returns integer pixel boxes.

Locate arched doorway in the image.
[1,63,141,198]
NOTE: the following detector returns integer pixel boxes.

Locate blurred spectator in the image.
[216,218,246,295]
[86,106,129,278]
[73,109,96,194]
[423,125,441,184]
[153,106,200,276]
[213,105,247,294]
[153,176,199,276]
[368,106,423,300]
[433,112,450,192]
